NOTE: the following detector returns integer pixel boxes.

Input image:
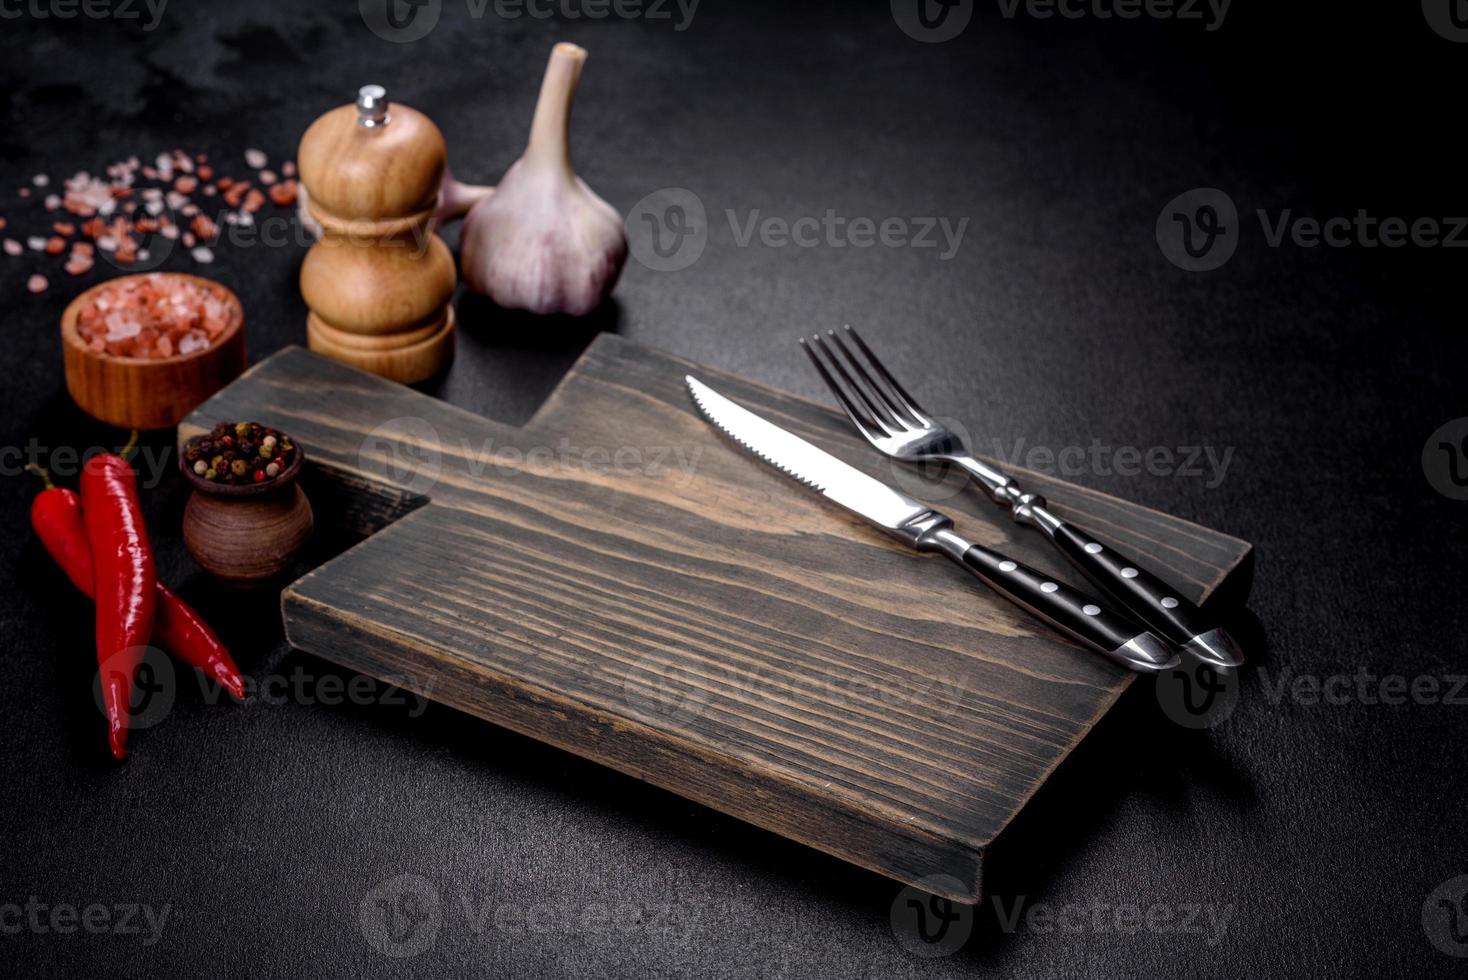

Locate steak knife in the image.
[686,376,1179,673]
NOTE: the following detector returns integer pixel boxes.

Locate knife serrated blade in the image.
[686,375,934,534]
[684,375,1178,673]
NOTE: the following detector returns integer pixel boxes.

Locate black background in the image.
[2,1,1465,976]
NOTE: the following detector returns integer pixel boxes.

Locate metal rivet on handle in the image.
[1082,604,1101,616]
[1040,582,1059,593]
[1160,597,1179,609]
[1121,567,1138,579]
[999,560,1017,572]
[1084,542,1103,554]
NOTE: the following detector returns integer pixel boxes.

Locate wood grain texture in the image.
[180,336,1253,902]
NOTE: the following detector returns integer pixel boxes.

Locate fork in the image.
[800,326,1244,670]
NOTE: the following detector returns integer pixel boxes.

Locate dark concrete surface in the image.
[1,1,1464,976]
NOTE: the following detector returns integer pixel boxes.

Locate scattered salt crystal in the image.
[97,236,117,252]
[191,246,214,264]
[27,274,47,293]
[27,236,46,251]
[18,188,30,198]
[160,225,179,240]
[145,200,164,216]
[32,174,49,187]
[245,148,268,169]
[3,239,21,256]
[44,194,60,211]
[166,191,188,209]
[282,161,296,177]
[182,232,195,247]
[179,331,209,354]
[136,249,150,262]
[236,211,254,228]
[98,198,117,217]
[259,170,277,185]
[202,186,217,197]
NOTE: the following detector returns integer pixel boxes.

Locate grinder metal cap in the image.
[296,83,446,226]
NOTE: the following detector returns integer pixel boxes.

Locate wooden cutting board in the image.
[179,335,1252,902]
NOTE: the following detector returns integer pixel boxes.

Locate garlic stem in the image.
[524,42,587,172]
[432,172,495,229]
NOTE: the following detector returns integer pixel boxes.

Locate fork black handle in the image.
[1047,520,1241,668]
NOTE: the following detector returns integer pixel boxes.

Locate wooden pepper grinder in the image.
[297,85,456,384]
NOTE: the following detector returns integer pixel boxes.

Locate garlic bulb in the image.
[460,42,627,316]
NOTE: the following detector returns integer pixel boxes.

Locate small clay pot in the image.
[181,439,314,588]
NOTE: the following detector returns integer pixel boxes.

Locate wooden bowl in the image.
[180,438,313,588]
[61,273,246,431]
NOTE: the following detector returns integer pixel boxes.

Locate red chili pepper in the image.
[79,437,157,760]
[27,466,246,732]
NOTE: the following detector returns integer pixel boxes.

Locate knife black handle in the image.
[936,538,1178,674]
[1048,521,1241,668]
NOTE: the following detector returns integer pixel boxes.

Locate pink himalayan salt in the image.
[74,273,231,358]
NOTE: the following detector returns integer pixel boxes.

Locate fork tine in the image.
[799,337,888,444]
[809,332,901,437]
[826,328,921,430]
[841,326,932,424]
